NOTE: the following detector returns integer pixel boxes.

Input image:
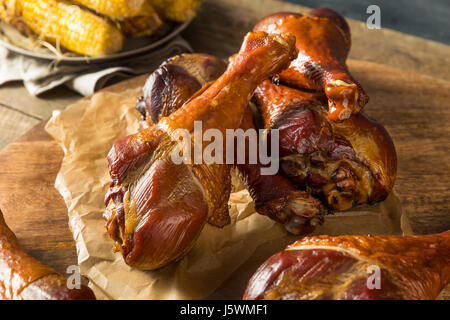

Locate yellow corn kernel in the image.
[119,2,163,37]
[150,0,201,22]
[72,0,148,20]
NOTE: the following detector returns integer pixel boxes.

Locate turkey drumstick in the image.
[104,32,298,270]
[254,8,368,121]
[253,80,397,210]
[244,231,450,300]
[136,53,326,236]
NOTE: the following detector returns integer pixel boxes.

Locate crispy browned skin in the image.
[105,32,298,270]
[0,210,95,300]
[254,8,368,121]
[137,53,228,126]
[244,231,450,300]
[254,79,396,211]
[136,53,326,235]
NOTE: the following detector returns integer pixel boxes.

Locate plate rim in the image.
[0,20,192,64]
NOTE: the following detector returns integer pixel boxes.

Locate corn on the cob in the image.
[72,0,148,20]
[119,2,163,37]
[150,0,201,22]
[1,0,124,57]
[0,1,14,22]
[0,0,29,36]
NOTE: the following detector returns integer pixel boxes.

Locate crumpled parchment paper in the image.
[44,79,409,300]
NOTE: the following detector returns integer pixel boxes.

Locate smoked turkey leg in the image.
[0,209,95,300]
[104,32,298,270]
[244,231,450,300]
[254,8,369,121]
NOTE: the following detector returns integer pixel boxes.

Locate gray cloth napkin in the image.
[0,36,192,96]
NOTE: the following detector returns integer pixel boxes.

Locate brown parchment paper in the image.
[44,83,409,300]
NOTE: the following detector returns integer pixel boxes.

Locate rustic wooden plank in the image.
[348,60,450,235]
[0,82,79,120]
[0,83,79,151]
[0,123,74,275]
[0,104,40,150]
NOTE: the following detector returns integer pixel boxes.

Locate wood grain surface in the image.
[0,60,448,298]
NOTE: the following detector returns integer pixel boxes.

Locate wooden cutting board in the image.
[0,60,449,298]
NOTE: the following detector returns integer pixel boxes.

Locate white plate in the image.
[0,20,191,64]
